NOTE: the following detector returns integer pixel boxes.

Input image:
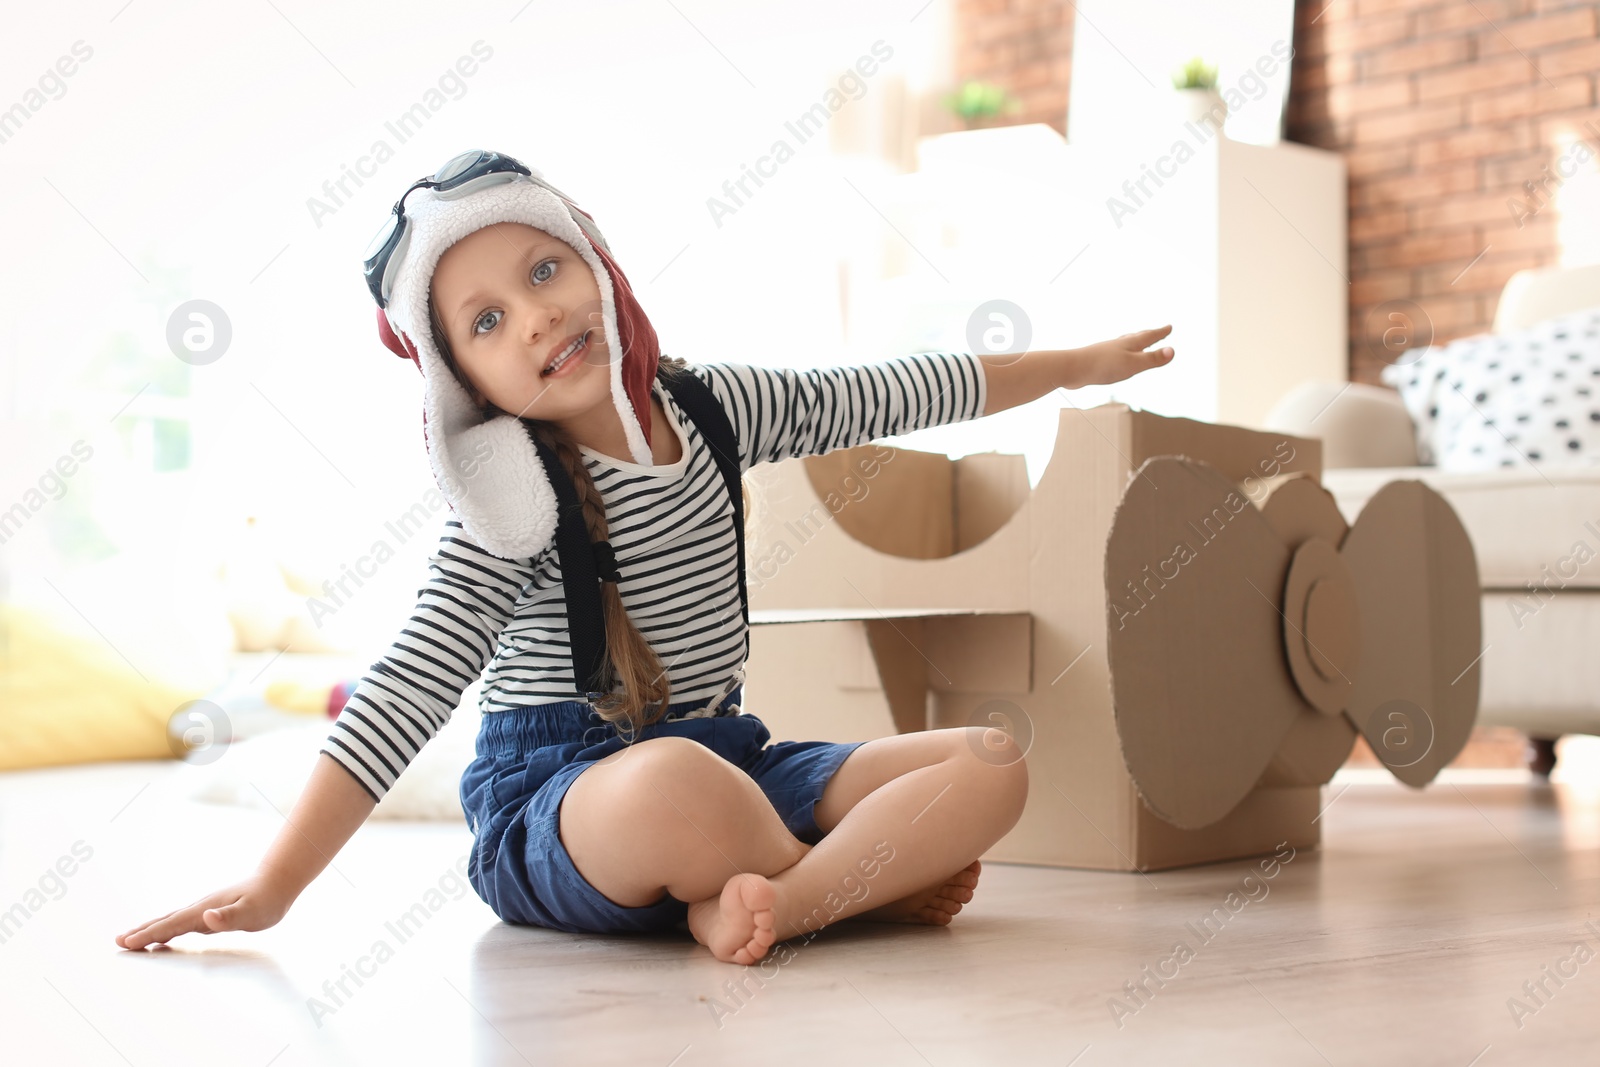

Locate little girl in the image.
[116,149,1175,965]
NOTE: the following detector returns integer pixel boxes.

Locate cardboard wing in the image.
[1104,458,1482,830]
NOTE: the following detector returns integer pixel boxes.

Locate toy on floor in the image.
[740,402,1481,871]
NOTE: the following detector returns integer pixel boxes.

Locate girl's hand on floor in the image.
[1065,325,1175,389]
[115,874,294,950]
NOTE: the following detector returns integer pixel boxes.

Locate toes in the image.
[735,874,777,914]
[740,934,773,964]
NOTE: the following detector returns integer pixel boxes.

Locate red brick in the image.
[1415,189,1526,229]
[1297,23,1333,63]
[1354,0,1418,17]
[1323,52,1358,84]
[1415,124,1536,166]
[1359,228,1484,270]
[1412,292,1487,336]
[1329,74,1414,116]
[1010,64,1053,90]
[1296,90,1334,127]
[1297,0,1340,28]
[1353,99,1465,143]
[1538,38,1600,76]
[1481,147,1564,187]
[1292,61,1330,94]
[1360,35,1473,78]
[1348,296,1473,358]
[1346,142,1414,178]
[1350,205,1411,241]
[1478,7,1597,54]
[1469,76,1592,122]
[1326,13,1414,54]
[1351,266,1415,306]
[1416,1,1528,38]
[1416,53,1538,100]
[1289,116,1343,149]
[1355,164,1480,209]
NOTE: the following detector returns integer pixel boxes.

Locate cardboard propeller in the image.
[1104,457,1482,830]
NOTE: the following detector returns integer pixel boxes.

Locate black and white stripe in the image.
[321,351,989,801]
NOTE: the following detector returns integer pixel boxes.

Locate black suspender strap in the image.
[656,363,751,662]
[522,422,613,697]
[520,361,749,703]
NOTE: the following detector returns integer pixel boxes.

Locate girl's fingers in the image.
[120,910,195,949]
[117,917,162,947]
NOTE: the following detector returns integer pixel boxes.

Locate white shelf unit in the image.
[837,123,1348,432]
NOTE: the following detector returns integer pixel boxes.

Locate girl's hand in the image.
[115,874,295,950]
[1065,325,1175,389]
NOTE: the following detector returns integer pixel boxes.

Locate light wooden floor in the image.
[2,754,1597,1066]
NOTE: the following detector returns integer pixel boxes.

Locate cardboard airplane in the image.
[744,402,1481,871]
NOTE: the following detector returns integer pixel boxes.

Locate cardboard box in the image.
[743,403,1481,872]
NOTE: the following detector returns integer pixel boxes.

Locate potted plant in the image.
[1171,56,1228,131]
[941,79,1023,131]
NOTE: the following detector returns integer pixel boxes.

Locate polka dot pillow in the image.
[1380,305,1600,471]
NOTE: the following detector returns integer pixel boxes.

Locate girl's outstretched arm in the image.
[979,324,1176,416]
[114,752,375,950]
[116,515,533,950]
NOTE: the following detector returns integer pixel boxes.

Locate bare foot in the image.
[687,873,780,965]
[852,860,981,926]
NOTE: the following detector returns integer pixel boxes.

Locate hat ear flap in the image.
[377,307,421,367]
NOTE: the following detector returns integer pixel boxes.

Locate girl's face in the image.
[430,222,614,425]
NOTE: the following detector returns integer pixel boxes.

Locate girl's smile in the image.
[430,222,641,459]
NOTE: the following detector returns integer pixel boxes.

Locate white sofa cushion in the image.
[1479,591,1600,730]
[1380,305,1600,470]
[1264,381,1419,468]
[1321,464,1600,590]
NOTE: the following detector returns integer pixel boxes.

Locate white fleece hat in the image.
[372,163,661,561]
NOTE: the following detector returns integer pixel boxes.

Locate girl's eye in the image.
[470,259,558,336]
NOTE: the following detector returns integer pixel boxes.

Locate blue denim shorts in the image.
[458,684,867,935]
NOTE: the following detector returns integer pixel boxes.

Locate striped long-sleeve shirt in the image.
[320,351,989,802]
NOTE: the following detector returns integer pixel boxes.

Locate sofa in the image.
[1265,263,1600,775]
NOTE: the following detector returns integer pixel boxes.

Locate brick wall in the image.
[1285,1,1598,383]
[950,0,1075,134]
[951,1,1600,385]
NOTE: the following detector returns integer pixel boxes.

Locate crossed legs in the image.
[558,727,1029,964]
